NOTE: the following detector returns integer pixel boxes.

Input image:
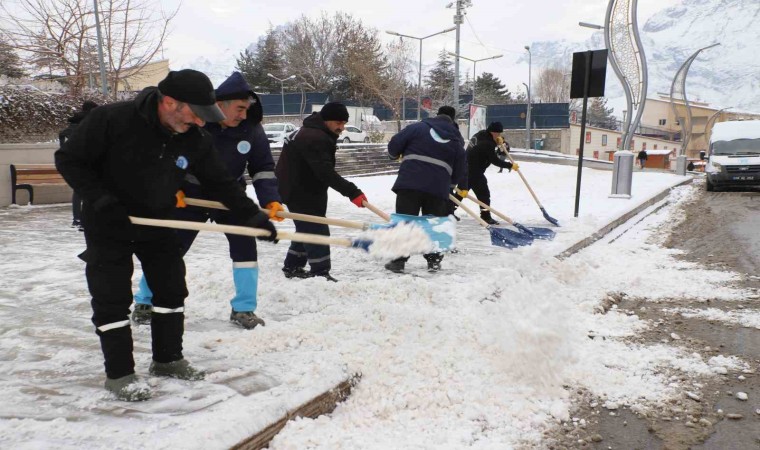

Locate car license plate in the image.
[731,176,755,181]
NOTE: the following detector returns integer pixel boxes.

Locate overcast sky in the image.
[160,0,682,91]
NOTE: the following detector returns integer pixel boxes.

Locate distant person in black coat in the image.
[59,100,98,231]
[637,149,648,169]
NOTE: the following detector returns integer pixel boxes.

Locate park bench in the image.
[10,164,67,204]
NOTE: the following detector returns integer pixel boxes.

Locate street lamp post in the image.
[386,27,456,121]
[524,45,532,151]
[522,82,531,151]
[267,73,296,116]
[446,52,503,105]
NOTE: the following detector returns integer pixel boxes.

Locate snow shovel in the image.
[502,145,560,226]
[449,195,533,249]
[182,197,454,251]
[361,200,391,221]
[129,216,379,250]
[464,194,555,240]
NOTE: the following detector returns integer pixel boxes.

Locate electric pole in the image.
[449,0,471,112]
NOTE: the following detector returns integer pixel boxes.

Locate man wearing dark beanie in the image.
[132,71,281,331]
[385,105,467,274]
[275,102,368,282]
[462,121,518,224]
[55,68,278,401]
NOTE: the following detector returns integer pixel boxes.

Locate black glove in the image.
[244,211,278,243]
[92,194,131,228]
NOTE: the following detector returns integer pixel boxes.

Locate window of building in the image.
[659,119,666,126]
[616,137,622,149]
[585,131,592,143]
[642,142,647,151]
[593,150,599,159]
[602,134,608,146]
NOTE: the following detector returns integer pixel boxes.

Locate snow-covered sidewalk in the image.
[3,162,749,449]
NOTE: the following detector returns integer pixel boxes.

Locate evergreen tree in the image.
[424,50,455,102]
[236,28,283,93]
[474,72,511,104]
[587,97,616,129]
[0,38,25,78]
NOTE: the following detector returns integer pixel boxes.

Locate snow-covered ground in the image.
[1,162,752,449]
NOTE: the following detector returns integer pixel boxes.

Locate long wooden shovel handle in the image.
[464,194,515,226]
[449,194,490,228]
[502,145,544,207]
[183,197,367,230]
[362,200,391,222]
[128,216,355,248]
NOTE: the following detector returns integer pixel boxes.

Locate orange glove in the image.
[175,190,186,208]
[265,201,285,222]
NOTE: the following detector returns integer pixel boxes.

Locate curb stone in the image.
[555,177,694,260]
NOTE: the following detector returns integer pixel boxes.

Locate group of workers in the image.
[55,68,518,401]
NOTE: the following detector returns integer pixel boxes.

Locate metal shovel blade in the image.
[514,222,556,240]
[540,207,560,226]
[489,226,534,248]
[367,214,456,252]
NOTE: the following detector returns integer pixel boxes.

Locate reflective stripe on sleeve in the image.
[251,171,276,182]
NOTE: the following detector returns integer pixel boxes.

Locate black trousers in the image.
[469,175,491,209]
[393,189,448,264]
[283,200,331,274]
[82,230,187,379]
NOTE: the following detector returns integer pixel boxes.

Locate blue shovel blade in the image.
[388,213,456,252]
[514,222,556,240]
[489,227,533,248]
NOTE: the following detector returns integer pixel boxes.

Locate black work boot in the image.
[312,271,338,282]
[425,254,443,272]
[104,374,151,401]
[230,310,266,329]
[282,266,311,279]
[480,211,499,225]
[149,359,205,381]
[384,259,405,273]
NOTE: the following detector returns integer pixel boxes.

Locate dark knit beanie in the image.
[437,106,456,121]
[82,100,98,112]
[320,102,350,122]
[486,121,504,133]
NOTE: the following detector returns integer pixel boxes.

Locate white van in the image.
[703,120,760,191]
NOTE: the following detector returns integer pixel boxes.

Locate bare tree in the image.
[99,0,177,94]
[534,65,569,103]
[279,13,339,92]
[346,38,413,130]
[2,0,93,91]
[1,0,176,96]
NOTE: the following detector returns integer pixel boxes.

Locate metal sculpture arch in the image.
[604,0,647,151]
[669,43,720,156]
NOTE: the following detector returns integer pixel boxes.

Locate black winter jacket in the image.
[275,113,361,209]
[55,87,260,240]
[58,111,89,146]
[388,115,467,199]
[466,130,513,178]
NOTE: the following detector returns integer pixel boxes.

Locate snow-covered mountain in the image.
[528,0,760,114]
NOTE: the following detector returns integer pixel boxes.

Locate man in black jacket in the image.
[465,121,518,225]
[59,100,98,231]
[275,102,367,282]
[55,69,278,401]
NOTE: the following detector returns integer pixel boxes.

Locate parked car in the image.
[339,125,369,143]
[264,123,297,144]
